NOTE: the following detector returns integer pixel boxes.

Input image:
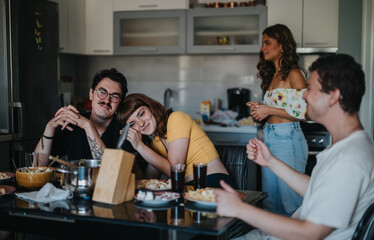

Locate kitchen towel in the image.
[15,183,73,203]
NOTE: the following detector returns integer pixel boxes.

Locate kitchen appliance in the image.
[227,88,251,120]
[300,121,331,176]
[1,0,60,171]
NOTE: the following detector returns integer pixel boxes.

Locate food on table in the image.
[185,188,216,202]
[18,167,53,173]
[0,187,5,194]
[136,190,179,201]
[136,179,171,190]
[16,167,55,189]
[0,172,11,180]
[237,116,257,126]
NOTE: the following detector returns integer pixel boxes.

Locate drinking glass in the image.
[193,163,207,189]
[170,163,185,193]
[24,152,49,167]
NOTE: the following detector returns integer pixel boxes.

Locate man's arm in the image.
[215,181,335,240]
[247,138,310,197]
[34,106,81,165]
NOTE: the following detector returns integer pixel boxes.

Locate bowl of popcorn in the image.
[16,167,55,189]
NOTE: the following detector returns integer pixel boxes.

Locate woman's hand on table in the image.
[215,180,245,218]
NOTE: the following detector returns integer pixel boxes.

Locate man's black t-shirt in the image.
[51,112,133,160]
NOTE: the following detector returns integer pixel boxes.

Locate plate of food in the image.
[0,172,15,183]
[0,185,16,197]
[184,188,217,208]
[134,190,180,206]
[136,179,172,191]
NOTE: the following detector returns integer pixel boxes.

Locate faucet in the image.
[164,88,173,109]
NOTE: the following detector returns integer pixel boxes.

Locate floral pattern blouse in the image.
[263,88,307,119]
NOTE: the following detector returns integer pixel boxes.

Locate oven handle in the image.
[308,151,320,156]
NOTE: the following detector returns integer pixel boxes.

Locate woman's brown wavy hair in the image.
[117,93,173,138]
[257,24,301,97]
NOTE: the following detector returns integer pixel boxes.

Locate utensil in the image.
[116,123,131,149]
[49,156,76,167]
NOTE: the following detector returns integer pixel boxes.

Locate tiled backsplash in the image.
[60,54,315,120]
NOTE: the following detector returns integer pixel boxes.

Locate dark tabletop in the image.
[0,181,267,240]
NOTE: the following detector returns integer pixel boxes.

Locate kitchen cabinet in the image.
[0,140,11,171]
[114,10,186,55]
[51,0,68,52]
[202,125,257,146]
[113,0,188,11]
[187,7,267,54]
[53,0,113,55]
[267,0,338,51]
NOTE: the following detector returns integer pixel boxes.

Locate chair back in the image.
[352,202,374,240]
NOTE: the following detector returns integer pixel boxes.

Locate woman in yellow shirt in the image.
[117,93,232,188]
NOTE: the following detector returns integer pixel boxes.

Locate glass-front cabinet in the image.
[114,10,186,55]
[187,7,267,54]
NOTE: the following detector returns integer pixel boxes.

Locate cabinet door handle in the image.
[93,50,111,53]
[10,102,23,140]
[215,47,236,51]
[215,139,238,144]
[139,4,158,8]
[304,42,329,46]
[139,47,159,52]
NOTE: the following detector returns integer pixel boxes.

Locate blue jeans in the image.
[262,122,308,216]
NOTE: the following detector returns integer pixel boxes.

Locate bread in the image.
[0,188,5,194]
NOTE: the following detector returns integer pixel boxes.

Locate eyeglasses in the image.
[94,88,121,103]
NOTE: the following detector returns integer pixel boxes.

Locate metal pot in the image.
[56,159,101,199]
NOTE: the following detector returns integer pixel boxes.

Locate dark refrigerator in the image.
[4,0,60,170]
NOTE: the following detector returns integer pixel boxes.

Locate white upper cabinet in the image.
[267,0,302,47]
[85,0,113,54]
[50,0,68,52]
[303,0,338,48]
[267,0,339,50]
[54,0,113,55]
[113,0,189,11]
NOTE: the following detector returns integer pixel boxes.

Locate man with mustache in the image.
[34,68,132,162]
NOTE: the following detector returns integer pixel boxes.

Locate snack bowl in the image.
[16,167,55,189]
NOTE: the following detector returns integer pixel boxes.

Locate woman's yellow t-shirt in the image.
[151,111,219,177]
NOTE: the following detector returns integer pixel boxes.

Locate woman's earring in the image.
[281,49,284,53]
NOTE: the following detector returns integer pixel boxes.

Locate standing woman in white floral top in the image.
[247,24,308,216]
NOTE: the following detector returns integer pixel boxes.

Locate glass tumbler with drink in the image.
[193,163,207,190]
[170,163,185,193]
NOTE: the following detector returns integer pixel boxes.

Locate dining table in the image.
[0,181,267,240]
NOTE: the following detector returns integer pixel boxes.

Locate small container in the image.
[201,100,211,122]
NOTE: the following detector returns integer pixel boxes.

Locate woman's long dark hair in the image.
[257,24,301,96]
[117,93,173,138]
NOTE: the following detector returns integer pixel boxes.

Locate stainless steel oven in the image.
[300,121,331,176]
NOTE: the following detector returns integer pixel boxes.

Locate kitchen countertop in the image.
[201,125,257,133]
[0,134,12,142]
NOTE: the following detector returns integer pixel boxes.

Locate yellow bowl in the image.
[16,167,55,189]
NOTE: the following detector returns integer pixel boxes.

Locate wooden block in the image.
[92,204,130,219]
[125,173,135,201]
[93,148,134,205]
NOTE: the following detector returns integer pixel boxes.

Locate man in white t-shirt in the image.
[215,54,374,240]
